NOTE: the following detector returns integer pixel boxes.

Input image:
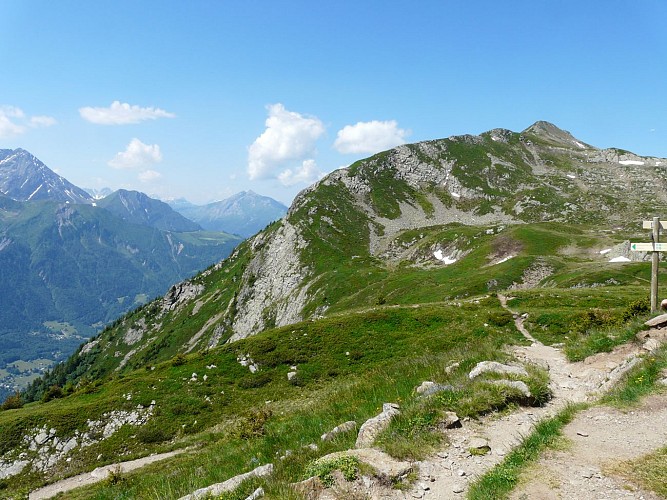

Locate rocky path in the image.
[397,295,667,499]
[509,397,667,500]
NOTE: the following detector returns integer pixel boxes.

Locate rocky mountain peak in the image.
[0,148,93,204]
[523,121,593,150]
[98,189,202,232]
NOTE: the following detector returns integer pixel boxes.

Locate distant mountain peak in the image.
[98,189,202,232]
[0,148,93,204]
[170,191,287,237]
[523,121,593,149]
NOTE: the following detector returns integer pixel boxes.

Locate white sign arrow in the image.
[631,242,667,252]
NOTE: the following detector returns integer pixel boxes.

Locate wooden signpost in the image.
[631,216,664,311]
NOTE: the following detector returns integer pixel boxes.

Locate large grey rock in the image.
[355,403,400,448]
[645,313,667,328]
[469,361,528,379]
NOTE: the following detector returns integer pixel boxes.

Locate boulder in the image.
[355,403,400,448]
[645,313,667,328]
[440,411,462,429]
[468,437,491,455]
[469,361,528,379]
[292,476,324,500]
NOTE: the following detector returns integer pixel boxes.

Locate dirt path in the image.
[397,295,666,499]
[29,449,187,500]
[510,396,667,500]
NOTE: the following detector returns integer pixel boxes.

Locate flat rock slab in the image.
[644,313,667,328]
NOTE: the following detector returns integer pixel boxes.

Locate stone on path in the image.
[644,313,667,328]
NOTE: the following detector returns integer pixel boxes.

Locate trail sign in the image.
[643,220,667,230]
[643,217,663,312]
[631,242,667,252]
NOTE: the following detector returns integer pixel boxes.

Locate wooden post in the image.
[652,216,660,312]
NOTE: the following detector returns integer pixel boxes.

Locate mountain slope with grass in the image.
[2,122,667,499]
[45,121,667,381]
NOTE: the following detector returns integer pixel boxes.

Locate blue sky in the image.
[1,1,666,205]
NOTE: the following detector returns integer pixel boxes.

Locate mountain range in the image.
[0,149,283,399]
[2,122,666,499]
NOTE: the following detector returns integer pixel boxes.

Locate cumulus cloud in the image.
[108,138,163,169]
[0,105,56,137]
[334,120,409,154]
[277,159,324,186]
[79,101,175,125]
[138,169,162,182]
[247,103,325,180]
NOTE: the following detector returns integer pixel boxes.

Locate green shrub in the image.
[136,424,175,444]
[236,408,272,440]
[171,353,187,366]
[41,385,64,403]
[622,298,650,322]
[1,391,23,410]
[238,372,272,389]
[304,456,361,487]
[487,310,514,327]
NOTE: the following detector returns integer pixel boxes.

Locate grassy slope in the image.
[2,222,664,498]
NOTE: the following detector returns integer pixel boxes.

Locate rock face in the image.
[229,220,311,341]
[355,403,400,448]
[0,404,154,480]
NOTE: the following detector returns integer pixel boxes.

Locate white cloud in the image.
[30,115,58,127]
[0,106,56,137]
[79,101,175,125]
[247,103,325,180]
[108,138,163,169]
[277,159,324,186]
[138,169,162,182]
[334,120,409,154]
